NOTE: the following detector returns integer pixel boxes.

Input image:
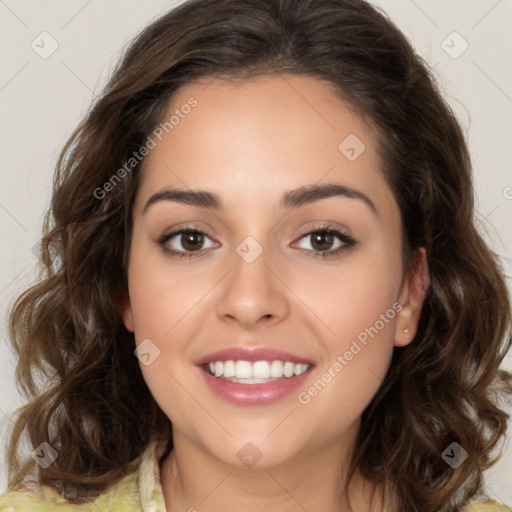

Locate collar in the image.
[137,437,170,512]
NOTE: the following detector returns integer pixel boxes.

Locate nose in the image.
[215,244,290,330]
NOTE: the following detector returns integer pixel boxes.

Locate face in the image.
[121,74,429,470]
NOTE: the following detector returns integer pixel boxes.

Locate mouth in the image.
[202,359,311,383]
[196,347,315,405]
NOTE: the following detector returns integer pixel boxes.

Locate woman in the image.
[1,0,511,510]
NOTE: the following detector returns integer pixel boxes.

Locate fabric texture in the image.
[0,439,510,511]
[0,439,167,512]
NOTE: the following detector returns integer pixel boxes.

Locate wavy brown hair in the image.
[4,0,512,510]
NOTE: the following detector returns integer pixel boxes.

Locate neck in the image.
[160,427,385,512]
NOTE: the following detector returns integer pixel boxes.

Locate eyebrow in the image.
[143,183,378,216]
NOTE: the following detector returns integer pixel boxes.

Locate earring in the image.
[404,328,409,334]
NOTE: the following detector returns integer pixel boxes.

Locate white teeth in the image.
[235,360,252,379]
[294,364,305,376]
[270,360,284,378]
[283,361,295,378]
[205,360,311,381]
[252,361,270,379]
[223,360,235,378]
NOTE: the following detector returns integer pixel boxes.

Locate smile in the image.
[205,360,311,382]
[196,346,315,405]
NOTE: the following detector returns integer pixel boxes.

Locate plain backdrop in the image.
[1,0,511,505]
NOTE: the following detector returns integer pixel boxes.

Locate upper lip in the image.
[195,346,315,365]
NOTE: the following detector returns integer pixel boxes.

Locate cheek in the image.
[126,247,212,425]
[127,240,219,341]
[294,291,399,436]
[126,242,228,416]
[292,243,402,412]
[290,237,402,346]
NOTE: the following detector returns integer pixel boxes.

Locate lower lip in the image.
[199,366,313,405]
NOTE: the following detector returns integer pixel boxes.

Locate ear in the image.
[394,247,430,347]
[114,288,135,333]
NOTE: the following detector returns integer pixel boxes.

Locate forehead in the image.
[135,74,396,221]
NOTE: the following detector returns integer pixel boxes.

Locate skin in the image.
[120,74,430,512]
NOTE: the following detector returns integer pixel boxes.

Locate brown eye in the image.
[293,226,358,259]
[158,228,217,258]
[180,231,204,251]
[310,231,335,251]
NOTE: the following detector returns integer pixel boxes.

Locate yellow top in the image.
[0,439,510,511]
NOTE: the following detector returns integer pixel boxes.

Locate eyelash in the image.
[157,224,358,260]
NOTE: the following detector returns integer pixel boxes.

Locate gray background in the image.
[1,0,511,505]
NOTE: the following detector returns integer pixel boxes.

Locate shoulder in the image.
[0,471,141,511]
[0,436,169,512]
[462,498,512,512]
